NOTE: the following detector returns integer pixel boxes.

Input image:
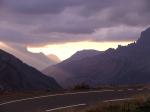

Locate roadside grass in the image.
[81,94,150,112]
[57,94,150,112]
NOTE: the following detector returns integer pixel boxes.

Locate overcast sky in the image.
[0,0,150,66]
[0,0,149,46]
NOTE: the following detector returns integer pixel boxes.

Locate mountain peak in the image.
[69,50,102,61]
[137,27,150,47]
[47,54,61,63]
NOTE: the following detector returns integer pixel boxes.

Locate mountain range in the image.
[43,50,102,86]
[0,49,61,91]
[0,44,60,70]
[43,27,150,88]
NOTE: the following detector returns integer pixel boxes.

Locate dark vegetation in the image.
[73,83,90,90]
[83,95,150,112]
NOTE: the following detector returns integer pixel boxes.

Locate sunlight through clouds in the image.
[28,41,132,60]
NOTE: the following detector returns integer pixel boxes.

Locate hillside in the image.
[43,27,150,88]
[0,44,60,70]
[0,49,61,91]
[43,50,102,85]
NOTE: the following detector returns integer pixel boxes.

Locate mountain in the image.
[0,44,60,70]
[43,50,102,86]
[68,50,102,61]
[47,54,61,63]
[18,52,61,71]
[0,49,61,91]
[43,27,150,88]
[17,51,58,71]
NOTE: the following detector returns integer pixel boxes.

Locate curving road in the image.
[0,88,150,112]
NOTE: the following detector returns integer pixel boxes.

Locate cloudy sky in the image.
[0,0,149,61]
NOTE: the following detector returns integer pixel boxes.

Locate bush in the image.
[84,96,150,112]
[73,83,90,90]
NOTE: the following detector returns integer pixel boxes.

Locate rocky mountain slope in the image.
[0,50,61,91]
[43,27,150,88]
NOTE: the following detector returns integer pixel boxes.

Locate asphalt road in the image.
[0,88,150,112]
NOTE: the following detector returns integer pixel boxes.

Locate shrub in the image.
[73,83,90,90]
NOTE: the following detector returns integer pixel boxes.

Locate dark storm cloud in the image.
[0,0,149,45]
[3,0,82,14]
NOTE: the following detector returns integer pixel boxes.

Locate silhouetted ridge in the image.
[69,50,102,61]
[44,27,150,88]
[137,27,150,47]
[0,49,61,91]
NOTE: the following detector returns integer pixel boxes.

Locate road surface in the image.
[0,88,150,112]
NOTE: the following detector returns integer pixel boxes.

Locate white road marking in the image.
[118,90,124,92]
[103,98,133,103]
[128,89,133,91]
[137,89,143,91]
[46,97,134,111]
[46,104,86,112]
[0,90,114,106]
[0,87,147,106]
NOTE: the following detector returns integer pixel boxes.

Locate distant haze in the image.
[28,41,132,60]
[0,42,60,70]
